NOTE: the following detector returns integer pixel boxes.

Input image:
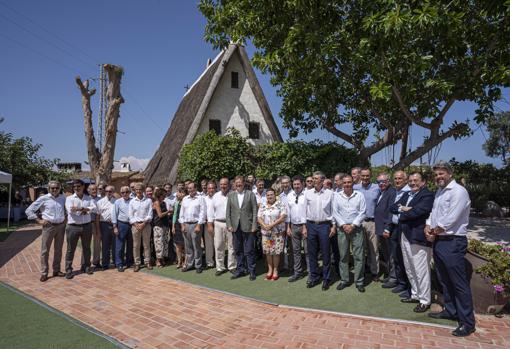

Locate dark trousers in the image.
[391,228,410,289]
[100,222,114,268]
[330,234,340,277]
[290,223,308,276]
[233,227,256,275]
[65,223,92,273]
[306,222,331,283]
[115,221,133,267]
[380,234,392,279]
[434,237,475,329]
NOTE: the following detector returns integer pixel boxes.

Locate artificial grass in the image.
[148,262,456,327]
[0,220,29,242]
[0,283,121,349]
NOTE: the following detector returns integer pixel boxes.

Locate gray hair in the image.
[120,186,130,193]
[377,172,390,180]
[313,171,325,180]
[281,175,291,182]
[433,160,453,174]
[48,180,61,188]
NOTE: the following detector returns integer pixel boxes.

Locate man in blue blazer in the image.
[373,173,396,287]
[390,172,434,313]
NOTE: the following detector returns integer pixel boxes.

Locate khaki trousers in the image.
[40,222,65,276]
[362,220,379,275]
[213,221,235,271]
[132,224,151,265]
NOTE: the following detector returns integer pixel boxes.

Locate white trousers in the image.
[401,233,431,305]
[213,221,235,271]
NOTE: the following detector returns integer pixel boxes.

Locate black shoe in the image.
[392,285,407,293]
[336,282,349,291]
[249,274,256,281]
[399,291,411,298]
[428,311,457,321]
[322,281,330,291]
[413,304,430,313]
[196,268,203,274]
[215,270,226,276]
[52,271,65,277]
[382,282,398,289]
[452,325,476,337]
[371,274,381,282]
[288,274,304,283]
[230,272,245,280]
[401,298,420,304]
[85,267,94,275]
[306,279,321,288]
[65,272,73,279]
[117,266,125,272]
[356,285,366,293]
[134,265,141,272]
[40,275,48,282]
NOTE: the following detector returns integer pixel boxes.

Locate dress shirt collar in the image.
[313,186,325,194]
[340,190,357,199]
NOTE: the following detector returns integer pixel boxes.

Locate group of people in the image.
[25,160,475,337]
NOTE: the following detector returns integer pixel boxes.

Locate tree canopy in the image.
[483,111,510,166]
[199,0,510,168]
[0,132,66,189]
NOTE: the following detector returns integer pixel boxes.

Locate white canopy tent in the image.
[0,171,12,233]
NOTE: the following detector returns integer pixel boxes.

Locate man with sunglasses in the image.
[304,176,314,191]
[64,179,97,279]
[96,186,116,270]
[129,183,153,272]
[112,186,133,272]
[26,181,66,282]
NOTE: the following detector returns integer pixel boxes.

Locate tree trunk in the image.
[399,122,409,161]
[75,65,124,184]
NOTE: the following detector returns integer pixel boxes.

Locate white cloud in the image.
[114,156,150,171]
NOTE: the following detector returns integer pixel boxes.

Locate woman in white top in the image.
[257,188,287,281]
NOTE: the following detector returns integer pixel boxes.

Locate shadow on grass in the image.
[147,260,457,327]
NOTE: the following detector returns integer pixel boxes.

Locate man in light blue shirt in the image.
[333,174,366,292]
[112,186,133,272]
[25,181,66,282]
[354,168,381,280]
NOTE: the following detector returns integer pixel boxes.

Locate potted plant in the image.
[466,239,510,313]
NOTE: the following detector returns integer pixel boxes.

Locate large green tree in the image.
[0,132,66,189]
[199,0,510,168]
[483,111,510,166]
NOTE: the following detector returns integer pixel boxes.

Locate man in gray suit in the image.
[226,175,259,280]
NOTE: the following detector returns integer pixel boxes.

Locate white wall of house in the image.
[196,52,276,145]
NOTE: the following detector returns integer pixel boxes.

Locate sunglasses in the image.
[73,185,83,188]
[376,180,388,184]
[105,190,113,193]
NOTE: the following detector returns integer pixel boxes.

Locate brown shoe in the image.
[52,271,65,277]
[134,265,140,272]
[40,275,48,282]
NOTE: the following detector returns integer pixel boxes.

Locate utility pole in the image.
[97,64,108,153]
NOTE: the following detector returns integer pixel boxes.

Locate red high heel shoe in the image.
[272,274,279,281]
[265,273,273,280]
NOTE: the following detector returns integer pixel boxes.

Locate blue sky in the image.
[1,0,509,170]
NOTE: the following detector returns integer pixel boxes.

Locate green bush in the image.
[468,239,510,295]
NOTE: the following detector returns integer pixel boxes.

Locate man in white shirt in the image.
[286,175,308,282]
[303,171,336,290]
[25,180,66,282]
[112,187,133,272]
[203,181,216,269]
[128,183,153,272]
[64,179,97,279]
[207,177,235,275]
[88,184,102,269]
[426,161,475,337]
[304,176,314,191]
[96,185,116,270]
[333,174,367,292]
[179,182,206,273]
[253,179,267,206]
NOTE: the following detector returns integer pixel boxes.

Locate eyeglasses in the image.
[49,187,60,190]
[376,180,388,184]
[306,180,313,183]
[120,191,129,194]
[105,190,113,193]
[73,185,83,189]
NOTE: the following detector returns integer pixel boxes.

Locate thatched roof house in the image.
[143,43,282,185]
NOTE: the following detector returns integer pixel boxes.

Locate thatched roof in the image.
[143,44,282,185]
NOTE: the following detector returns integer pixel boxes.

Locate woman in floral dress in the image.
[257,188,287,280]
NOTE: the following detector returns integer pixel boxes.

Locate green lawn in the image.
[148,262,456,326]
[0,283,122,349]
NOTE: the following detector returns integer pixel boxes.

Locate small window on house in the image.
[248,122,260,139]
[231,71,239,88]
[209,119,221,135]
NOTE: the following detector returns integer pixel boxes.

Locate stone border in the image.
[0,281,131,349]
[145,271,457,330]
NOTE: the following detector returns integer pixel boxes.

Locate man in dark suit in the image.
[226,175,259,281]
[373,173,397,287]
[390,172,434,313]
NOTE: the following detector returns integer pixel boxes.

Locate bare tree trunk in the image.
[75,64,124,184]
[399,122,409,162]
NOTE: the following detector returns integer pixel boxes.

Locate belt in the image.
[117,220,130,224]
[185,221,198,224]
[436,235,466,241]
[100,221,113,225]
[68,222,91,227]
[291,223,305,226]
[50,222,64,226]
[306,220,330,225]
[215,219,226,223]
[364,218,375,222]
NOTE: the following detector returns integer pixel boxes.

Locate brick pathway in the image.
[1,225,509,349]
